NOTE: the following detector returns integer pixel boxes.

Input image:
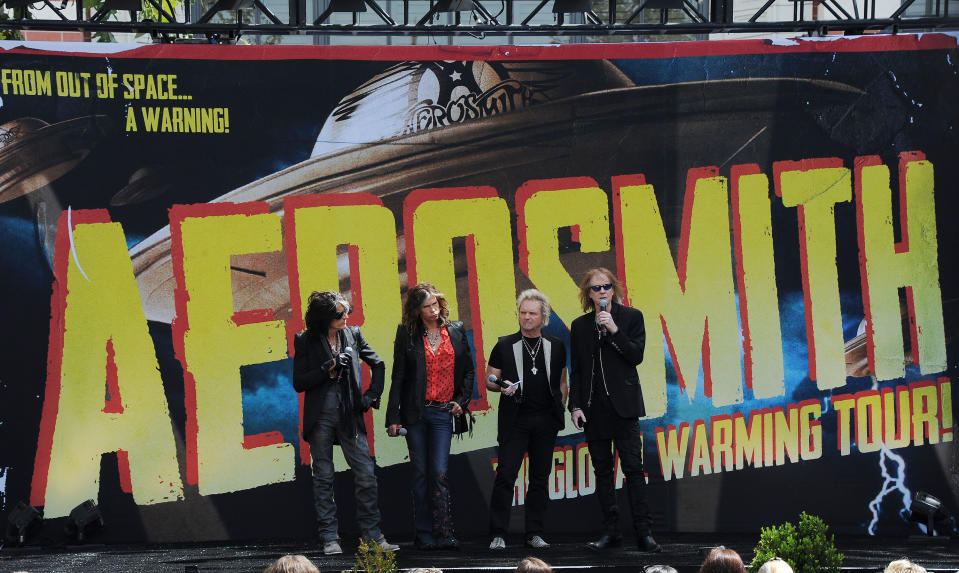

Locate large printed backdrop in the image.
[0,35,956,544]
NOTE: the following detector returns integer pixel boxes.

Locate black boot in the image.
[587,533,623,550]
[638,534,661,553]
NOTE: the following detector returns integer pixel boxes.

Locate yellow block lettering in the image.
[856,154,946,380]
[776,159,851,390]
[615,169,743,408]
[404,187,516,451]
[656,423,690,481]
[732,166,785,398]
[172,204,294,495]
[286,195,402,467]
[32,210,182,517]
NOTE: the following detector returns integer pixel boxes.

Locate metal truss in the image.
[0,0,956,40]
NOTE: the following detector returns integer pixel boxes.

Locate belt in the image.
[424,400,449,408]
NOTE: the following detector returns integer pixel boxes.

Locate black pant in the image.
[587,419,652,536]
[488,410,558,537]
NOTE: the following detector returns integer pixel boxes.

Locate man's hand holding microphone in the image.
[488,374,520,397]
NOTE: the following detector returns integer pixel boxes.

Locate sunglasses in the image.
[333,308,349,319]
[590,283,613,292]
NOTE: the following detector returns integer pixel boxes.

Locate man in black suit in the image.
[485,289,567,551]
[568,268,661,553]
[293,291,398,556]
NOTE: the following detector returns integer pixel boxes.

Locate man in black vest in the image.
[568,268,661,553]
[486,289,567,551]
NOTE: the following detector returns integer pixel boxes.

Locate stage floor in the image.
[2,533,957,573]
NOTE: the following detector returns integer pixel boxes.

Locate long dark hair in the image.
[402,282,450,337]
[303,291,350,334]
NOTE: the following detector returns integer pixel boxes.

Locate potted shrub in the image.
[748,511,844,573]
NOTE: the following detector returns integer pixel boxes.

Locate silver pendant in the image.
[531,366,538,375]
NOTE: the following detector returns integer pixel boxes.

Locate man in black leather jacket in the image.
[293,291,398,555]
[568,268,661,553]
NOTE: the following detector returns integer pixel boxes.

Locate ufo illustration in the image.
[129,59,867,327]
[0,116,107,204]
[844,298,955,378]
[843,319,909,379]
[110,166,176,207]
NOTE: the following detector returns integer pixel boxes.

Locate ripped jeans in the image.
[404,404,455,544]
[308,400,384,544]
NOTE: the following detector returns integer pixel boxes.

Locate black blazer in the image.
[293,326,385,438]
[385,321,475,427]
[491,331,566,443]
[568,302,646,419]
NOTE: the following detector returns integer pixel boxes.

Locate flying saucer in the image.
[110,166,175,207]
[0,115,107,204]
[130,60,866,326]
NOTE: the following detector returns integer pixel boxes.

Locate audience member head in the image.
[644,566,679,573]
[700,546,746,573]
[884,559,927,573]
[757,557,794,573]
[263,554,320,573]
[516,556,553,573]
[756,557,793,573]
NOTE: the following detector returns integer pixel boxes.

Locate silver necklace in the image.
[523,336,542,375]
[328,334,339,355]
[426,328,441,351]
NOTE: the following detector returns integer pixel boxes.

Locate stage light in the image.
[2,0,35,9]
[328,0,367,12]
[552,0,591,13]
[622,0,690,24]
[91,0,142,21]
[418,0,498,25]
[6,501,43,545]
[909,490,950,537]
[434,0,480,11]
[196,0,255,24]
[66,499,104,542]
[103,0,142,9]
[545,0,601,24]
[642,0,684,8]
[521,0,597,24]
[313,0,367,25]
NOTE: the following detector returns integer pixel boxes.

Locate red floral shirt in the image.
[424,327,455,402]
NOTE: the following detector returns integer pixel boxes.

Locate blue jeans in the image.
[404,405,455,544]
[308,399,384,543]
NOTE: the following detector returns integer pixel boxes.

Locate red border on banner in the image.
[1,33,955,61]
[31,208,113,506]
[282,191,385,463]
[168,200,275,486]
[730,163,763,392]
[404,186,500,413]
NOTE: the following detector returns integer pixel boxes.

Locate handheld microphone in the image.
[487,374,511,388]
[598,300,607,335]
[397,428,407,436]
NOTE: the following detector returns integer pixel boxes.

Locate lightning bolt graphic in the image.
[867,442,913,535]
[865,376,914,535]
